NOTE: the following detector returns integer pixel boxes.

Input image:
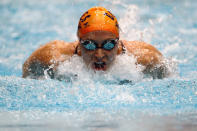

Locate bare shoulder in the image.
[22,40,79,78]
[37,40,78,59]
[121,40,168,79]
[121,40,163,66]
[121,40,162,56]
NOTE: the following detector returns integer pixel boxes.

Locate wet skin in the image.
[79,31,119,71]
[22,31,167,79]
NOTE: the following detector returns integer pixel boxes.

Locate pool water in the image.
[0,0,197,130]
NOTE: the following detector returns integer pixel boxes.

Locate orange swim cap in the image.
[77,7,119,38]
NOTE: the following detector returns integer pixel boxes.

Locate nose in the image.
[94,48,105,60]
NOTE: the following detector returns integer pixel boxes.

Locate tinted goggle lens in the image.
[103,40,116,50]
[82,41,97,50]
[81,39,118,50]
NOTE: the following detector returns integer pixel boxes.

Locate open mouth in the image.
[93,61,106,71]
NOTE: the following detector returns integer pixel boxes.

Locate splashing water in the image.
[56,54,144,84]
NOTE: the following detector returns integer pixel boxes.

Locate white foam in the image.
[54,50,179,83]
[161,58,179,78]
[115,92,135,102]
[119,4,154,43]
[55,54,144,83]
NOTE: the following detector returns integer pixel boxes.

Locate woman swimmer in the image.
[22,7,168,79]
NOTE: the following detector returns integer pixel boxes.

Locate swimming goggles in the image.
[80,39,118,51]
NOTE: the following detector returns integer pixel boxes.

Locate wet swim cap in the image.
[77,7,119,38]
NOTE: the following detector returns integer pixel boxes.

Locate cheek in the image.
[106,48,118,62]
[108,52,116,62]
[81,49,93,63]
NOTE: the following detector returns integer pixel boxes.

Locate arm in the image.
[122,40,168,78]
[22,40,79,79]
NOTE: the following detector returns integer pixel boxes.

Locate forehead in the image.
[80,30,117,41]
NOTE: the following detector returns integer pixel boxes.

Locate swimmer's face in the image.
[79,31,119,71]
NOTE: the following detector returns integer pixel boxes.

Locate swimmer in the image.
[22,7,168,79]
